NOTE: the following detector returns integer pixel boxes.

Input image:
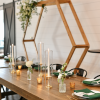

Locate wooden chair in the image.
[68,68,87,77]
[52,64,62,70]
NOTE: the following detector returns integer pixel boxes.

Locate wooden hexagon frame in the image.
[23,0,89,72]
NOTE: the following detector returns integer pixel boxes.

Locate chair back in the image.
[94,75,100,79]
[53,64,62,70]
[68,68,87,77]
[16,56,26,61]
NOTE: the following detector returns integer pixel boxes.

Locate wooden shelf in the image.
[23,39,34,42]
[74,45,89,48]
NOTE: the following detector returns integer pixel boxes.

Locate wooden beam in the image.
[22,18,29,61]
[74,45,89,48]
[34,8,43,40]
[64,47,76,70]
[69,0,89,46]
[74,47,89,73]
[37,0,70,6]
[56,0,76,46]
[22,42,29,61]
[23,19,29,40]
[23,39,34,42]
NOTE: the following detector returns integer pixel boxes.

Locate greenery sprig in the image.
[16,0,47,31]
[58,63,67,84]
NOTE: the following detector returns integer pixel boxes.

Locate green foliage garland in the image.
[16,0,47,31]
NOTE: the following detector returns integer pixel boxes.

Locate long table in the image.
[0,60,100,100]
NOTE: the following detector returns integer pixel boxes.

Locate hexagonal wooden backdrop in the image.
[23,0,89,72]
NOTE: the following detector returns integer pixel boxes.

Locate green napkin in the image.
[83,79,100,85]
[74,88,100,99]
[53,71,73,76]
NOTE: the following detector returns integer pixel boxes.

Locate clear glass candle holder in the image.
[45,49,53,89]
[37,77,42,84]
[16,70,21,76]
[70,82,75,89]
[10,45,16,73]
[38,42,44,78]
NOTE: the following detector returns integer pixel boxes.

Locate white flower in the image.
[8,55,11,58]
[32,10,35,13]
[19,18,22,22]
[58,73,62,79]
[27,7,30,11]
[26,0,30,3]
[26,61,33,67]
[23,5,26,9]
[22,0,25,3]
[17,5,21,9]
[16,13,18,16]
[17,6,20,9]
[57,69,61,72]
[18,13,21,15]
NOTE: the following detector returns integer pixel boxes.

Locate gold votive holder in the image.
[46,76,52,89]
[37,77,42,84]
[16,70,21,76]
[18,65,22,70]
[70,82,75,89]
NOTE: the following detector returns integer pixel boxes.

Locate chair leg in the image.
[1,85,5,92]
[20,97,23,100]
[6,88,9,92]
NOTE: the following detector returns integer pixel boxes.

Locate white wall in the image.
[16,0,100,78]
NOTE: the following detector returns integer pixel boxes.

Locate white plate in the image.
[72,90,100,99]
[83,79,96,81]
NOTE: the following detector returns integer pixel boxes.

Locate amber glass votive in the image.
[37,77,42,84]
[70,82,75,89]
[18,65,22,70]
[16,70,21,76]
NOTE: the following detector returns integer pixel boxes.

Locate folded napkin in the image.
[74,88,100,99]
[16,64,38,69]
[53,71,73,76]
[83,79,100,85]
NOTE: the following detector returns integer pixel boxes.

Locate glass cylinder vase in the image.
[59,82,66,93]
[27,68,31,80]
[11,44,16,73]
[45,49,53,89]
[38,42,44,78]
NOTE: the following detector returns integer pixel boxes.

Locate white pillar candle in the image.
[48,48,50,77]
[40,42,42,64]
